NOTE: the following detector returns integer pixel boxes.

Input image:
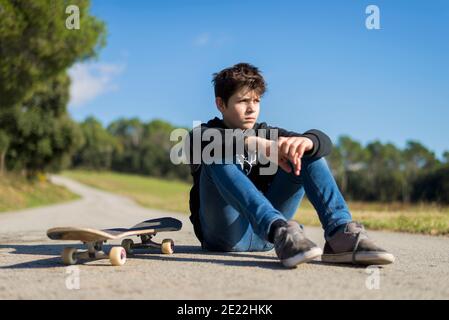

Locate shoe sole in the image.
[281,247,323,268]
[321,252,395,265]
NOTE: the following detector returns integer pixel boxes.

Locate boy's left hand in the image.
[277,136,314,175]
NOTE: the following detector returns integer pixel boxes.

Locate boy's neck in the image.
[222,118,233,129]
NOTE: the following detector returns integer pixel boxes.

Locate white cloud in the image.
[193,32,230,48]
[194,32,211,46]
[68,62,125,108]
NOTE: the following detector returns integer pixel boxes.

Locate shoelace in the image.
[349,222,367,264]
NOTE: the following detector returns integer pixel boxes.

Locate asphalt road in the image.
[0,176,448,299]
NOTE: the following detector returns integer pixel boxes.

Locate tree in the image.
[107,118,144,173]
[403,141,438,170]
[327,136,367,197]
[402,141,439,202]
[412,164,449,204]
[365,141,403,202]
[0,0,106,109]
[0,0,106,176]
[140,119,190,179]
[5,73,83,176]
[443,151,449,164]
[0,129,10,175]
[73,117,121,169]
[104,118,191,181]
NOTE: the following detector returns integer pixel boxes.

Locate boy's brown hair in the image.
[212,63,266,106]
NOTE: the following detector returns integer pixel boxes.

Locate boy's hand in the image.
[277,136,314,175]
[245,136,314,175]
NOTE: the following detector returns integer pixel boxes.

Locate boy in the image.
[186,63,395,268]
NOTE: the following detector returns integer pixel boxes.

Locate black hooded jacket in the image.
[186,117,333,243]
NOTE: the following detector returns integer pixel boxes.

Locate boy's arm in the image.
[184,124,249,172]
[184,123,332,173]
[266,126,333,158]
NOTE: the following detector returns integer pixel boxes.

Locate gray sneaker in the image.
[274,220,323,268]
[322,221,395,265]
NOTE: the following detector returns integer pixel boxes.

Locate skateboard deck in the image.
[47,217,182,242]
[47,217,182,266]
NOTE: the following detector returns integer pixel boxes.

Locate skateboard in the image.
[47,217,182,266]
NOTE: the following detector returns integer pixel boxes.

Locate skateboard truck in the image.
[62,242,127,266]
[121,233,174,255]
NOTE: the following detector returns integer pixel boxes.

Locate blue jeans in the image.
[199,157,352,252]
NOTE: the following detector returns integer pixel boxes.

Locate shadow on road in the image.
[0,244,369,270]
[126,245,369,270]
[0,243,82,269]
[0,243,281,270]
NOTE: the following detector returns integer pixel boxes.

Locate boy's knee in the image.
[302,156,324,166]
[201,220,253,252]
[298,156,327,172]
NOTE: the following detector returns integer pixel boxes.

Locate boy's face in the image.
[216,87,260,129]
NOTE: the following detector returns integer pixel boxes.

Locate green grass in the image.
[297,202,449,236]
[63,170,191,213]
[0,174,80,212]
[63,170,449,236]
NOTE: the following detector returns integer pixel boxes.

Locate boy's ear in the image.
[215,97,226,113]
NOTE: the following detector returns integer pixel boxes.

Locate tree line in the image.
[69,118,449,204]
[2,100,449,205]
[72,117,191,181]
[327,136,449,204]
[55,114,449,205]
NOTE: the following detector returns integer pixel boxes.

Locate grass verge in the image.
[0,174,79,212]
[63,170,190,213]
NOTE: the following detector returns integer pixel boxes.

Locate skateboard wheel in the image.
[161,239,174,254]
[62,247,78,265]
[109,247,127,266]
[121,239,134,254]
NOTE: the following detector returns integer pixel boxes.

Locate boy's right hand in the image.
[244,136,300,174]
[277,136,314,175]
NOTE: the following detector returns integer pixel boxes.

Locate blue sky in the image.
[68,0,449,158]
